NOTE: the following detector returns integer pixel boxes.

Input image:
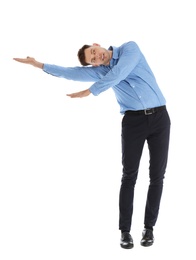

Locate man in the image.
[13,41,171,249]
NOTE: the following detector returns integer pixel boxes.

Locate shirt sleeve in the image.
[43,64,101,82]
[89,41,141,96]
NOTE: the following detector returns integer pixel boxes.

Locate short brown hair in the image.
[77,44,91,66]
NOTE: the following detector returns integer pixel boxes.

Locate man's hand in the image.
[13,57,43,69]
[66,89,91,98]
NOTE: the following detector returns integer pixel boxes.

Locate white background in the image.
[0,0,196,259]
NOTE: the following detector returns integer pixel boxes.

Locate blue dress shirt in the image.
[43,41,166,114]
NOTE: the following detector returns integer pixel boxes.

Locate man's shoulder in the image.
[115,41,140,56]
[121,41,139,49]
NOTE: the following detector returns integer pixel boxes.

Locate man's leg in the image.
[144,109,171,229]
[119,114,147,233]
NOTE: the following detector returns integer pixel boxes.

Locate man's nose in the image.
[95,53,100,59]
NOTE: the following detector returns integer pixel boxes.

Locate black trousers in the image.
[119,108,171,232]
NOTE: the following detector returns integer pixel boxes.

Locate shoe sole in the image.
[140,242,154,247]
[120,243,134,249]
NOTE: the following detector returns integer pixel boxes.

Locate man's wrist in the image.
[34,61,44,69]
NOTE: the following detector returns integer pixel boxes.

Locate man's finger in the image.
[66,89,90,98]
[66,93,80,98]
[13,57,34,63]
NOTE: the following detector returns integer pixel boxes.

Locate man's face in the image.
[84,44,111,66]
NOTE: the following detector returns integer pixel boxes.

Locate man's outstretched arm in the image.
[13,57,43,69]
[14,56,91,98]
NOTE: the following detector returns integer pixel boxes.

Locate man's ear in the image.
[92,43,100,47]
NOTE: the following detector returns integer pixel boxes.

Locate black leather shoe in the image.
[120,232,134,249]
[140,229,154,247]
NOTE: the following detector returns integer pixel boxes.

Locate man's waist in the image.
[125,105,166,115]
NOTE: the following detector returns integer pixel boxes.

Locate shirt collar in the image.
[108,46,118,67]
